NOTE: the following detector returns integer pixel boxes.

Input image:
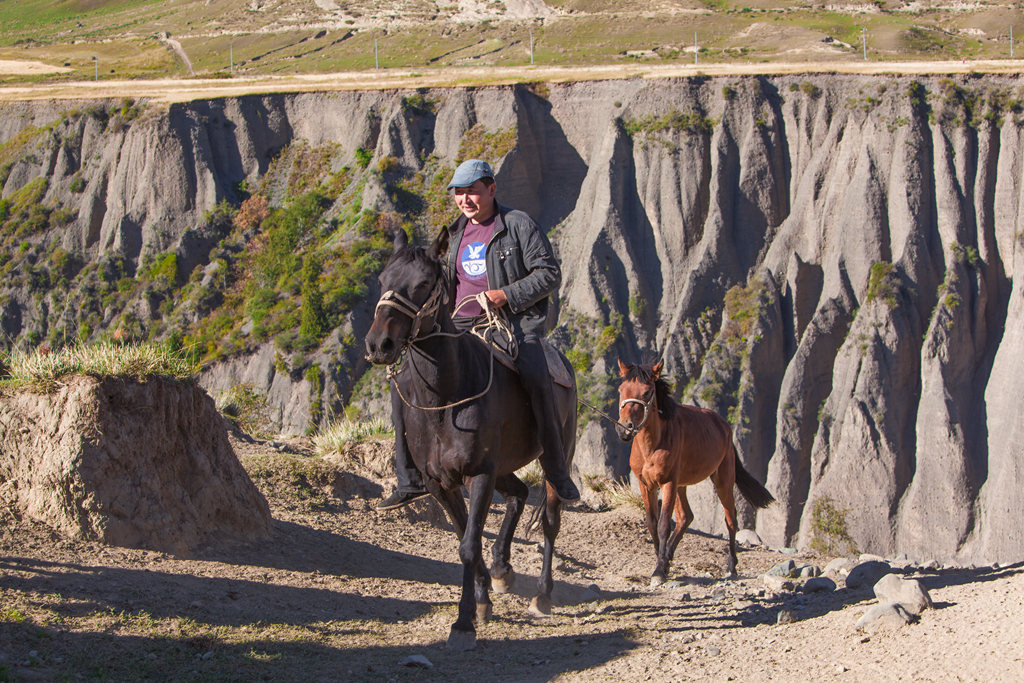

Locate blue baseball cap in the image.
[447,159,494,190]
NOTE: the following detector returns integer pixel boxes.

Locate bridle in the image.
[374,279,499,412]
[374,278,448,344]
[618,387,656,439]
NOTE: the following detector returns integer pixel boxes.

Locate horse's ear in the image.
[427,225,450,261]
[617,359,629,377]
[393,228,409,251]
[652,360,663,378]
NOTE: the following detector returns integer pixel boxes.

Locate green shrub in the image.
[809,496,857,556]
[866,261,899,307]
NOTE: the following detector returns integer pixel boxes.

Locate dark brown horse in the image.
[364,230,577,650]
[616,359,774,586]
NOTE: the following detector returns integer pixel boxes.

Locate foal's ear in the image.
[426,225,450,261]
[652,360,663,378]
[617,359,629,377]
[393,228,409,251]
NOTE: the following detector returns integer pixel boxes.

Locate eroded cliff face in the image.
[2,74,1022,563]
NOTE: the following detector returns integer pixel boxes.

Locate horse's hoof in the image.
[492,569,515,594]
[447,627,476,651]
[528,594,552,616]
[650,574,666,588]
[476,602,492,624]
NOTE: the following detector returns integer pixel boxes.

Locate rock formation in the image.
[2,74,1023,563]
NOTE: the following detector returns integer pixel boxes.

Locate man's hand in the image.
[484,289,507,308]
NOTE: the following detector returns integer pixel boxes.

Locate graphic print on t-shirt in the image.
[461,242,487,278]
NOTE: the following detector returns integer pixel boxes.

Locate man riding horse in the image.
[376,158,580,510]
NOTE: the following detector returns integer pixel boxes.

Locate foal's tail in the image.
[734,448,775,509]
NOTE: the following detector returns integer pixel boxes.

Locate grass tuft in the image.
[3,342,197,392]
[312,417,394,455]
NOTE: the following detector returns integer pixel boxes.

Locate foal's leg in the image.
[530,481,562,616]
[639,482,661,554]
[711,471,740,578]
[491,473,529,593]
[445,472,496,651]
[663,486,693,572]
[651,481,677,587]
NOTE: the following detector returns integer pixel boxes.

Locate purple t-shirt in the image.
[454,217,495,318]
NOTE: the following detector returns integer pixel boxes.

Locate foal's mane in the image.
[623,362,678,420]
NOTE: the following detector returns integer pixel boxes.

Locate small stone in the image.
[201,652,213,660]
[859,553,886,562]
[736,529,762,546]
[767,560,799,577]
[824,557,857,576]
[799,564,821,578]
[922,559,940,571]
[681,635,695,644]
[855,602,914,632]
[706,646,721,656]
[711,587,726,600]
[836,665,849,674]
[28,650,38,659]
[763,574,795,591]
[399,655,434,669]
[778,547,799,555]
[803,577,837,593]
[663,580,686,589]
[675,592,692,601]
[873,574,932,615]
[845,561,892,590]
[776,609,795,624]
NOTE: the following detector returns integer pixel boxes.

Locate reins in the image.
[381,286,512,412]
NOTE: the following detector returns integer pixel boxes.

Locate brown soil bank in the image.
[0,376,270,554]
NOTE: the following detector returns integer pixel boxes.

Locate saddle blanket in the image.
[470,330,574,389]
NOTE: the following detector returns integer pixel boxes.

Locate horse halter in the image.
[374,278,447,345]
[619,388,656,438]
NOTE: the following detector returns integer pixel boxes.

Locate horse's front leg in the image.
[651,481,677,587]
[530,479,562,616]
[491,473,528,593]
[447,470,496,651]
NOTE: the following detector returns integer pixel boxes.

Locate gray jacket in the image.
[443,202,560,338]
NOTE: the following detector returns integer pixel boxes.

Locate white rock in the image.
[399,655,434,669]
[736,529,762,546]
[855,602,914,632]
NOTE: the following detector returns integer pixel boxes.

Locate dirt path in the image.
[2,59,1024,103]
[1,436,1022,681]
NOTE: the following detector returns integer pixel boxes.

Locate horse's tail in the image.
[733,447,775,509]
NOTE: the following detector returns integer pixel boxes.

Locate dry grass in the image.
[312,417,394,455]
[2,342,197,392]
[583,474,645,510]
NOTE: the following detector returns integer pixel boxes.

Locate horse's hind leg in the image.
[663,487,693,576]
[530,482,562,616]
[711,471,740,579]
[491,473,528,594]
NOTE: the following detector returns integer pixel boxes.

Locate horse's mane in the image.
[623,362,678,420]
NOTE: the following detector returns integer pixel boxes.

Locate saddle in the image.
[468,327,575,389]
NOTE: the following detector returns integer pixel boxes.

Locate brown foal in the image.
[616,359,775,586]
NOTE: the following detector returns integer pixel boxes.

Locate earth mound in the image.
[0,376,270,554]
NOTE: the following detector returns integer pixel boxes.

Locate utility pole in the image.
[230,43,234,75]
[375,38,379,69]
[862,27,867,60]
[694,31,698,66]
[92,55,98,81]
[1012,26,1015,59]
[530,30,534,66]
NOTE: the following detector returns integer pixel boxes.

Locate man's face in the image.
[452,179,497,223]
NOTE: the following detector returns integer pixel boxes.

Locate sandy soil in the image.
[1,435,1022,681]
[2,59,1024,103]
[0,60,72,76]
